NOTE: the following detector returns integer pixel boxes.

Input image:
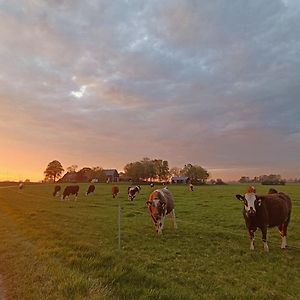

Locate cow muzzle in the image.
[247,207,256,217]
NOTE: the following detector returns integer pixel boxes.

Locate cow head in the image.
[146,191,167,234]
[236,186,262,217]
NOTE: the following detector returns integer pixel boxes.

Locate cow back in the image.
[259,194,291,227]
[159,188,175,214]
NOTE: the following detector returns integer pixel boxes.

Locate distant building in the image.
[171,176,189,184]
[59,171,77,183]
[103,169,119,182]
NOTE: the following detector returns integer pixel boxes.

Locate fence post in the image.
[118,204,121,250]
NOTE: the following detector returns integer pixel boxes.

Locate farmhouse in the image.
[171,176,189,184]
[104,169,119,182]
[59,171,77,183]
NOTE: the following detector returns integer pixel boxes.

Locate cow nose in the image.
[249,208,255,216]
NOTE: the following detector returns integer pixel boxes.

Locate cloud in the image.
[70,85,87,98]
[0,0,300,180]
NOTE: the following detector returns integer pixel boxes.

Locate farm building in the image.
[171,176,189,184]
[104,169,119,182]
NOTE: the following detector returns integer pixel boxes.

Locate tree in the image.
[66,165,78,173]
[91,166,106,182]
[124,158,170,182]
[170,167,181,177]
[181,163,209,184]
[124,162,144,182]
[44,160,64,183]
[153,159,170,181]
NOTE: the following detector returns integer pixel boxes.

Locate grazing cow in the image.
[62,185,80,201]
[86,184,95,196]
[112,186,119,198]
[268,188,278,194]
[128,185,141,201]
[235,186,292,251]
[53,185,61,197]
[146,187,177,234]
[189,183,194,191]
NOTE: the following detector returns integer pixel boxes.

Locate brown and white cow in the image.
[235,186,292,251]
[62,185,80,201]
[128,185,141,201]
[112,186,119,198]
[146,187,177,234]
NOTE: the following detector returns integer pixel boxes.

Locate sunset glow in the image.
[1,1,300,182]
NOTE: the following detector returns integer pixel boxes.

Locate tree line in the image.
[43,158,210,183]
[238,174,286,185]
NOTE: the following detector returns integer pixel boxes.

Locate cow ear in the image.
[236,194,245,201]
[256,196,262,206]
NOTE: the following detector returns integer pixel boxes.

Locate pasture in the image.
[0,183,299,299]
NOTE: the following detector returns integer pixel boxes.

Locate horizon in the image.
[0,162,298,183]
[1,1,300,183]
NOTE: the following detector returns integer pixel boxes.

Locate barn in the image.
[104,169,119,182]
[171,176,190,184]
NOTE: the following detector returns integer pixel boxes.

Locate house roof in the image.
[103,169,119,176]
[171,176,189,181]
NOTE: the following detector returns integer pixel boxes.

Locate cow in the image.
[86,184,95,196]
[112,186,119,198]
[19,183,24,190]
[146,187,177,234]
[61,185,80,201]
[150,183,154,188]
[189,183,194,191]
[235,186,292,251]
[128,185,141,201]
[53,185,61,197]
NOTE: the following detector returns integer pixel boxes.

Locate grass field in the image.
[0,183,299,300]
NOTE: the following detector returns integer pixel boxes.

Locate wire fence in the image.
[1,184,300,251]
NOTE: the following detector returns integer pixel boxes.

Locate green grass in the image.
[0,183,300,299]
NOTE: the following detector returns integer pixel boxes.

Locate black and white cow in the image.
[235,186,292,251]
[146,187,177,234]
[86,184,95,196]
[128,185,141,201]
[61,185,80,201]
[53,185,61,197]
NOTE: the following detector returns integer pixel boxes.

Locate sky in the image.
[0,0,300,182]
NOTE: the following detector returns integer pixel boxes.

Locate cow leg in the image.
[248,229,255,250]
[170,209,177,230]
[159,217,165,234]
[156,223,163,234]
[261,227,269,252]
[278,224,287,249]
